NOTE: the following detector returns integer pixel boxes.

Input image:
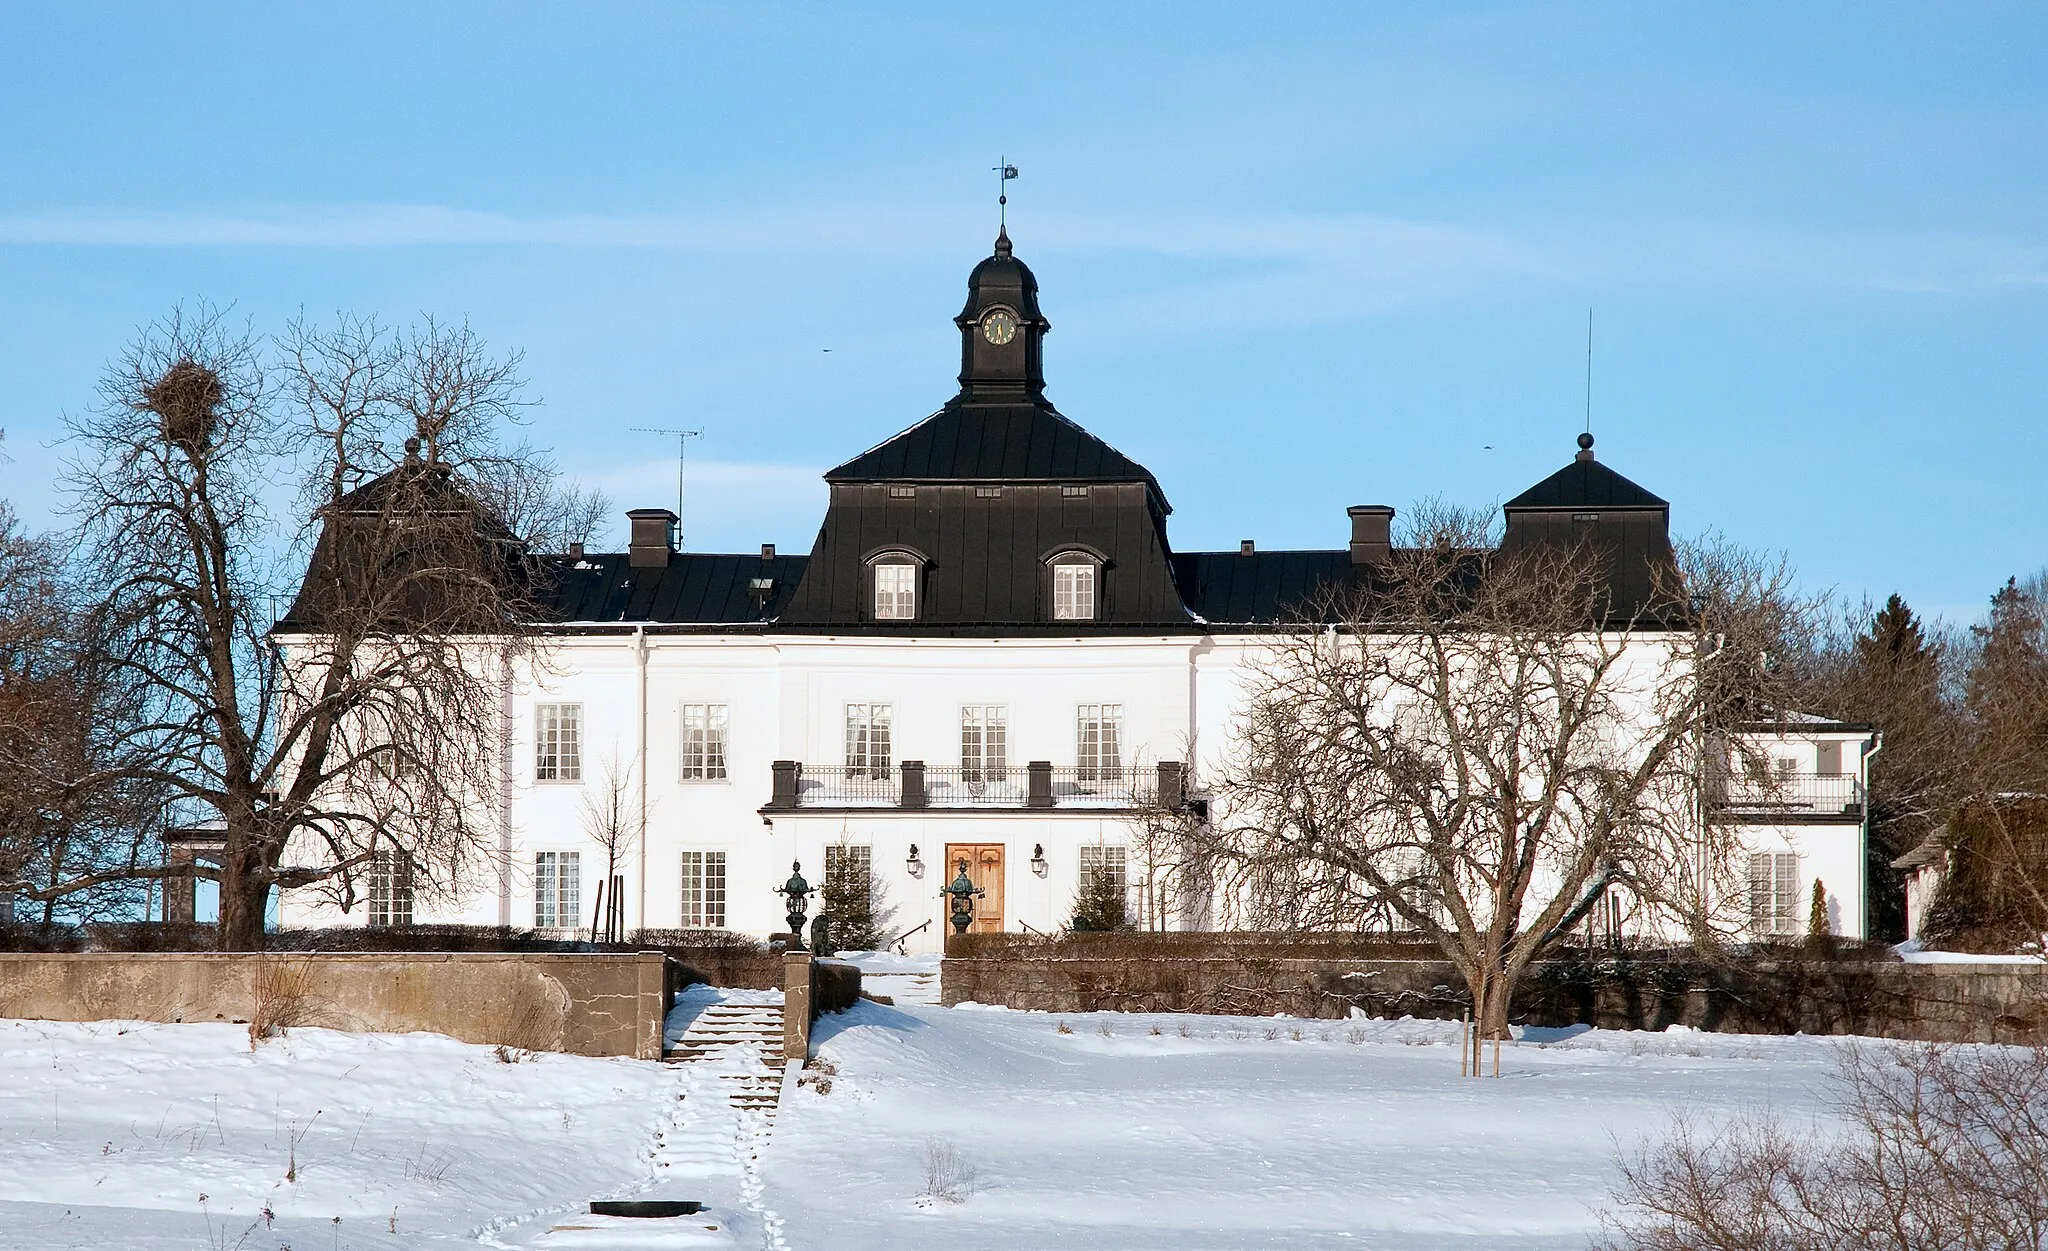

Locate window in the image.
[960,706,1008,781]
[679,851,727,928]
[535,850,582,931]
[974,485,1002,499]
[889,485,916,499]
[1061,485,1089,498]
[681,704,729,780]
[368,851,413,928]
[845,704,893,777]
[824,843,872,877]
[535,703,582,782]
[874,560,918,620]
[1748,852,1799,936]
[1079,845,1128,904]
[1076,704,1123,780]
[1052,559,1096,621]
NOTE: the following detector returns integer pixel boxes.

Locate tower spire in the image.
[992,157,1018,233]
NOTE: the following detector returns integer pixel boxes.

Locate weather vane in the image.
[993,157,1018,228]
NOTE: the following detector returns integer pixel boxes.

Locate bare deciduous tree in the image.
[35,305,600,949]
[1185,503,1802,1040]
[0,461,166,923]
[1599,1040,2048,1250]
[578,752,641,943]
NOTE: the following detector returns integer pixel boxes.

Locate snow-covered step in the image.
[840,951,944,1005]
[660,986,788,1146]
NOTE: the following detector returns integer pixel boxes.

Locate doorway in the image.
[943,843,1005,933]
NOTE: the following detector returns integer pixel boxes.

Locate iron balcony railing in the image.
[794,767,900,807]
[921,766,1028,807]
[768,759,1182,811]
[1708,772,1865,818]
[1046,765,1153,807]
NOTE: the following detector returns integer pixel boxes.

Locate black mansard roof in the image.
[826,399,1168,511]
[541,551,809,626]
[282,236,1688,637]
[1504,447,1668,512]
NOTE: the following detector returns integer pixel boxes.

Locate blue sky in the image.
[2,2,2044,625]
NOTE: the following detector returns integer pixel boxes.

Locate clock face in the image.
[981,308,1018,346]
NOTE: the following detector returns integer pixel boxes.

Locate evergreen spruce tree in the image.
[1828,593,1957,940]
[1068,868,1132,932]
[821,850,891,953]
[1807,878,1829,939]
[1965,578,2048,794]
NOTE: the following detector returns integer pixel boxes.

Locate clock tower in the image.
[955,226,1049,401]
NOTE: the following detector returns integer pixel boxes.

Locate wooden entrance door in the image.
[944,843,1005,933]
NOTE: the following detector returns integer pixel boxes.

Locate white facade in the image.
[278,629,1878,949]
[274,233,1878,950]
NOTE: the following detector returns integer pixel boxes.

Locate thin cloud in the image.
[3,202,2041,300]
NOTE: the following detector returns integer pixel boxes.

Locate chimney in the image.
[1239,539,1256,556]
[760,543,776,561]
[625,508,677,569]
[567,541,585,561]
[1347,505,1395,565]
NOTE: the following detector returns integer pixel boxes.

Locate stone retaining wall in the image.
[942,951,2048,1045]
[0,951,670,1059]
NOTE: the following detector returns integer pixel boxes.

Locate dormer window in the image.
[873,556,919,620]
[1049,551,1099,622]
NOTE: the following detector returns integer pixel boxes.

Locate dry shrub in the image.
[478,973,567,1056]
[919,1138,978,1205]
[1598,1042,2048,1250]
[248,959,324,1045]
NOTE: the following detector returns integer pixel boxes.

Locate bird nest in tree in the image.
[146,358,224,453]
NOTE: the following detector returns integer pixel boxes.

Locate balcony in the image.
[1709,771,1865,822]
[767,760,1183,812]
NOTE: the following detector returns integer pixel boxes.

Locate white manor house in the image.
[276,231,1878,951]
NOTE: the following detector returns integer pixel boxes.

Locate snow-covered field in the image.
[0,975,1866,1250]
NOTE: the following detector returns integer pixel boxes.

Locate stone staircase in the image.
[663,999,787,1118]
[886,968,941,1005]
[852,956,942,1006]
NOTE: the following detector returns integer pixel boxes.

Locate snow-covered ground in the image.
[772,1002,1850,1251]
[0,979,1869,1250]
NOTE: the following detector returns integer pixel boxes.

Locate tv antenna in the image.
[1583,308,1594,435]
[631,426,704,549]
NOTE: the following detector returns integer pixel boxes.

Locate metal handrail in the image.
[890,919,931,955]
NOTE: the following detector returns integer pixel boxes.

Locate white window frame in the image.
[535,850,582,931]
[845,703,893,778]
[1748,851,1800,937]
[824,843,873,878]
[1051,557,1097,621]
[535,703,583,783]
[960,705,1008,781]
[1079,844,1133,916]
[680,703,729,781]
[1076,703,1124,780]
[368,850,413,928]
[873,560,918,621]
[679,850,727,928]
